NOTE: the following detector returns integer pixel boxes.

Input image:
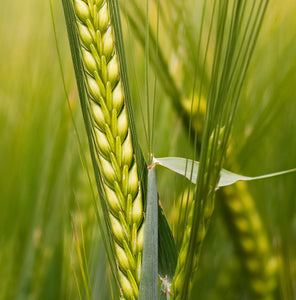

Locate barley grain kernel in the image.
[115,243,130,271]
[119,271,134,299]
[128,163,139,197]
[103,27,114,59]
[74,0,90,21]
[82,48,97,73]
[98,3,109,31]
[109,213,125,243]
[137,223,144,252]
[91,101,105,129]
[122,132,133,167]
[117,109,128,140]
[104,184,122,213]
[113,82,124,111]
[132,188,143,226]
[95,127,111,157]
[108,54,119,85]
[99,156,117,184]
[87,75,101,100]
[77,22,93,46]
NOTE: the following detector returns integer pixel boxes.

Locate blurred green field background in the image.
[1,1,296,299]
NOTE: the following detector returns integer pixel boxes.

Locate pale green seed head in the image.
[99,156,117,184]
[98,3,109,31]
[137,223,144,252]
[203,199,214,220]
[227,197,243,213]
[132,189,143,227]
[112,82,124,112]
[103,27,114,59]
[108,54,119,85]
[95,127,111,158]
[82,48,97,73]
[87,75,101,101]
[245,258,260,273]
[91,101,105,130]
[250,214,262,232]
[265,256,278,276]
[104,184,122,214]
[250,279,266,295]
[77,22,93,47]
[234,218,249,234]
[136,253,142,283]
[115,243,130,271]
[197,222,206,242]
[117,108,128,141]
[118,270,134,299]
[240,237,255,253]
[121,132,133,167]
[109,213,125,243]
[128,163,139,197]
[257,235,268,254]
[74,0,90,21]
[267,278,277,294]
[178,243,189,267]
[73,0,144,296]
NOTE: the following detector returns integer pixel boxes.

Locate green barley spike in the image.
[221,182,278,299]
[72,0,144,298]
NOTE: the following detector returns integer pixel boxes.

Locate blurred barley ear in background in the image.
[0,0,296,299]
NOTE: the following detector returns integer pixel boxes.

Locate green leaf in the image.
[219,167,296,187]
[153,157,296,187]
[158,206,177,281]
[158,205,177,299]
[139,167,158,300]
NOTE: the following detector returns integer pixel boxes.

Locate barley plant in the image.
[1,0,296,300]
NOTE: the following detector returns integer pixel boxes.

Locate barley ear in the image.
[221,182,278,298]
[64,0,145,298]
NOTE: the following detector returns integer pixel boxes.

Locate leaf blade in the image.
[154,156,296,187]
[139,167,158,300]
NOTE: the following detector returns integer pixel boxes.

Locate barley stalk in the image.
[175,93,277,299]
[171,128,224,299]
[170,188,194,248]
[72,0,144,298]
